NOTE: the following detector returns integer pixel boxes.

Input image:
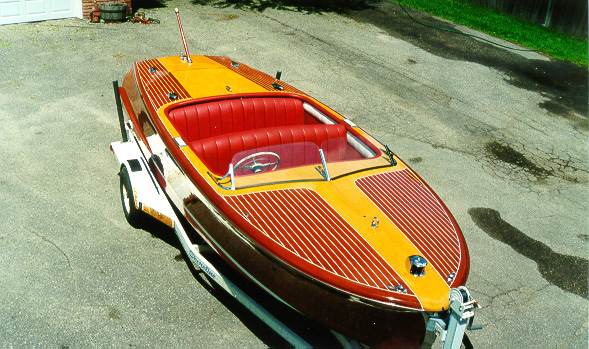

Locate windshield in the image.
[211,134,393,190]
[233,142,320,177]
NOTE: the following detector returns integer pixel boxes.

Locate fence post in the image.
[543,0,553,27]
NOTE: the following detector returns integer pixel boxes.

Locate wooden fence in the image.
[466,0,587,37]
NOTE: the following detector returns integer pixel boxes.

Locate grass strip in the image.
[389,0,588,67]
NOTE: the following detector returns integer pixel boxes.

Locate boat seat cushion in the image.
[168,97,306,142]
[191,124,348,175]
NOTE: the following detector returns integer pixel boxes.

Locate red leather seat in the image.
[168,97,306,142]
[191,124,348,175]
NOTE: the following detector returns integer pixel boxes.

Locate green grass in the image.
[389,0,588,67]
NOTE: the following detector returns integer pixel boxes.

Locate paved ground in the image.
[0,0,587,347]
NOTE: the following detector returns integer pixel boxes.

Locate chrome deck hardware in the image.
[408,255,427,276]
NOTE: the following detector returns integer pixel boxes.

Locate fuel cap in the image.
[408,255,427,277]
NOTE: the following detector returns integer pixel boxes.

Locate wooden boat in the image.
[109,10,484,346]
[114,52,472,346]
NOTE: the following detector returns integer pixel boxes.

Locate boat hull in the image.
[121,115,429,344]
[181,189,426,346]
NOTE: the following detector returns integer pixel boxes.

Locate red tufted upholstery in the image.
[168,97,306,142]
[191,124,348,175]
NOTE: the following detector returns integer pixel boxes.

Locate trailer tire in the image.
[119,165,142,228]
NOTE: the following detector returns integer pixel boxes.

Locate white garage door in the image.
[0,0,80,25]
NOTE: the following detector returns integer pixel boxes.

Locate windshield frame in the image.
[208,139,396,191]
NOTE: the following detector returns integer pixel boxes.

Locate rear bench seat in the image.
[191,124,348,175]
[168,97,306,142]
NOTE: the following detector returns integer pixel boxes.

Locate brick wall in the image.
[82,0,133,20]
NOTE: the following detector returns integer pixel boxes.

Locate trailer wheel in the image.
[119,166,141,227]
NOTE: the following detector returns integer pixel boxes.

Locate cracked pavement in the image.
[0,0,587,346]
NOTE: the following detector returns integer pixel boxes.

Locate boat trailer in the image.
[110,80,481,348]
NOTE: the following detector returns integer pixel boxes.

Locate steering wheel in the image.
[234,152,281,174]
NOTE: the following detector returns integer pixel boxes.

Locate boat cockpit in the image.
[165,94,396,189]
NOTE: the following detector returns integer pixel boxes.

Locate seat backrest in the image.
[168,97,306,142]
[191,124,348,175]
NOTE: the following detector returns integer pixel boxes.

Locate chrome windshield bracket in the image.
[315,149,331,181]
[382,145,397,166]
[215,164,235,190]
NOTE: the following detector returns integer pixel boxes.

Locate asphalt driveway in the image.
[0,0,586,346]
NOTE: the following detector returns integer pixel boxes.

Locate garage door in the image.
[0,0,80,25]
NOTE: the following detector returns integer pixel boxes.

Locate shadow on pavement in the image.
[348,1,588,123]
[469,207,588,299]
[192,0,378,13]
[132,0,168,10]
[133,210,341,347]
